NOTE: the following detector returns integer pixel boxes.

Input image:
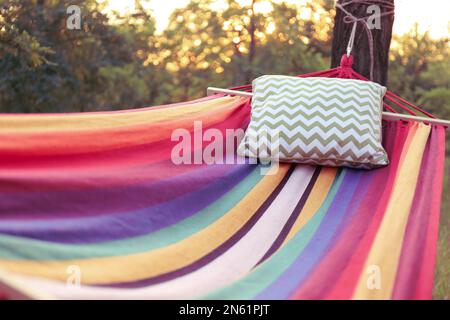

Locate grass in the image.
[433,154,450,299]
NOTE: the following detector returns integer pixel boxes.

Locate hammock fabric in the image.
[0,55,446,300]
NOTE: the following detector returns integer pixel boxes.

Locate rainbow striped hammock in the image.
[0,57,446,300]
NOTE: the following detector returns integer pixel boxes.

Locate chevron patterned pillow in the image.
[237,75,389,169]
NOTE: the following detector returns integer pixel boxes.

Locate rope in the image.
[226,0,435,119]
[346,21,358,57]
[335,0,395,80]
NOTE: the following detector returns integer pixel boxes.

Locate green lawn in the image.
[434,154,450,299]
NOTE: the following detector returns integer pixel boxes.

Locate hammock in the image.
[0,55,446,300]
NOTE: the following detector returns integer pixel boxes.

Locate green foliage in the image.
[0,0,162,112]
[0,1,447,115]
[389,25,450,114]
[0,0,335,110]
[150,0,332,103]
[388,25,450,157]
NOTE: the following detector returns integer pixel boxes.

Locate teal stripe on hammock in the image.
[200,168,345,300]
[0,166,264,261]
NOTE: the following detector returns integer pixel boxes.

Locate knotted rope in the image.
[335,0,395,80]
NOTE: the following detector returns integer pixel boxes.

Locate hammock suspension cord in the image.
[215,0,449,128]
[215,54,450,129]
[226,52,441,121]
[336,0,396,81]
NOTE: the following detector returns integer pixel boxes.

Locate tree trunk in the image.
[330,0,395,85]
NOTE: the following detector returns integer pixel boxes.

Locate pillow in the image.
[237,75,389,169]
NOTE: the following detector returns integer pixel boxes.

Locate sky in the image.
[104,0,449,38]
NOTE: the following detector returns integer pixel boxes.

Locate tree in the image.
[388,25,450,154]
[146,0,227,102]
[330,0,395,85]
[152,0,335,103]
[0,0,162,112]
[257,1,331,76]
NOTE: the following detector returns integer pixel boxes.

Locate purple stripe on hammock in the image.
[0,164,255,243]
[293,122,405,299]
[97,165,296,288]
[256,169,364,299]
[0,162,235,220]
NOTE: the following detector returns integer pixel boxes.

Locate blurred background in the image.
[0,0,449,298]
